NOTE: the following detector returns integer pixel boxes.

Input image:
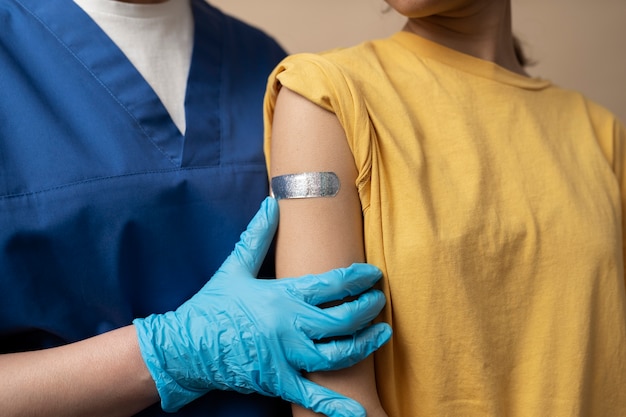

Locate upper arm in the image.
[268,87,385,416]
[269,86,364,276]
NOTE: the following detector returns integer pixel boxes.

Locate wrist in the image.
[133,315,206,412]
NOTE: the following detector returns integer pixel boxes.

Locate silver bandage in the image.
[271,172,340,200]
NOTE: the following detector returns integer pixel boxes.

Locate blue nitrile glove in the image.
[133,197,391,417]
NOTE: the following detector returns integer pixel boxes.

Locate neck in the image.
[403,1,527,76]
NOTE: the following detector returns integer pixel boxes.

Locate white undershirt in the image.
[73,0,194,134]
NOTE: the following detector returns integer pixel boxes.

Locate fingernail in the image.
[262,196,279,221]
[376,323,393,345]
[350,263,382,278]
[331,400,366,417]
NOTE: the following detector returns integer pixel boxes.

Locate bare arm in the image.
[270,87,387,417]
[0,199,389,417]
[0,325,159,417]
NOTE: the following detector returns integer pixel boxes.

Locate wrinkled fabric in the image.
[134,198,391,416]
[264,32,626,417]
[0,0,288,415]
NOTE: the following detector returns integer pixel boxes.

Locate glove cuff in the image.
[133,315,206,412]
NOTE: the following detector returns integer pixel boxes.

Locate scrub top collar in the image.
[16,0,222,168]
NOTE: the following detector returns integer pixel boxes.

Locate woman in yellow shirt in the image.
[264,0,626,416]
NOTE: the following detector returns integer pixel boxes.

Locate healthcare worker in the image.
[0,1,391,417]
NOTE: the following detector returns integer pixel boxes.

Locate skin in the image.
[0,2,171,416]
[269,1,525,416]
[0,327,159,417]
[270,88,388,417]
[3,0,525,416]
[389,0,527,75]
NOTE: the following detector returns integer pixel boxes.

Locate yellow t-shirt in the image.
[264,32,626,416]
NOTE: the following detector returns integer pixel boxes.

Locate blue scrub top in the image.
[0,0,290,415]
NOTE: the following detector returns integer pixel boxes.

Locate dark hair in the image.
[513,36,534,67]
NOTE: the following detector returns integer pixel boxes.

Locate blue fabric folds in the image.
[0,0,289,415]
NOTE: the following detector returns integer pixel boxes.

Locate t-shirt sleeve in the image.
[614,119,626,281]
[263,53,373,207]
[585,101,626,284]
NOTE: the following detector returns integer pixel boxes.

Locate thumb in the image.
[219,197,279,277]
[287,377,366,417]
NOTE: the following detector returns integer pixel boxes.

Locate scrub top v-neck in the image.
[0,0,289,415]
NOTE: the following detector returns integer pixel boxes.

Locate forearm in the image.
[0,325,159,417]
[0,196,389,417]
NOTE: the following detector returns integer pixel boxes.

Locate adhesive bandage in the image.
[271,172,340,200]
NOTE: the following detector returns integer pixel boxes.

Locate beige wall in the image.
[211,0,626,123]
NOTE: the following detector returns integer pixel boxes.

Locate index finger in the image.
[284,263,383,306]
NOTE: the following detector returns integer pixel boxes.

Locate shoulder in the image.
[192,1,285,63]
[265,52,356,123]
[0,0,34,24]
[268,42,379,99]
[555,88,626,171]
[275,36,392,80]
[0,0,16,10]
[266,39,395,123]
[571,92,625,143]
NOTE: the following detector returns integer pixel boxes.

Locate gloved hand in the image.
[133,197,391,417]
